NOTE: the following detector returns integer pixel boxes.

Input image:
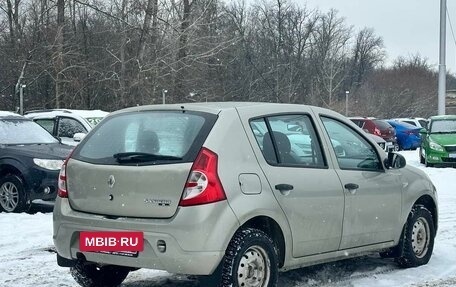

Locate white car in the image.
[393,117,428,129]
[25,109,109,146]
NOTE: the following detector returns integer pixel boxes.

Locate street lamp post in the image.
[345,90,349,116]
[20,84,26,115]
[162,89,167,105]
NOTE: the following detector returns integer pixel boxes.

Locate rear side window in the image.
[34,119,55,134]
[73,111,217,165]
[250,115,326,168]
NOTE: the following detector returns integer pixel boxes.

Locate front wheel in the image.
[0,174,29,213]
[396,205,435,268]
[71,261,130,287]
[220,228,279,287]
[419,148,425,164]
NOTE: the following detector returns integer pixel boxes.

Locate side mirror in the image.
[384,152,406,169]
[73,132,87,142]
[419,128,427,135]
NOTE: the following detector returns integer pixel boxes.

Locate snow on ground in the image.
[1,151,455,287]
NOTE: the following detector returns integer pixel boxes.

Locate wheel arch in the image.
[237,215,286,268]
[413,195,438,234]
[0,161,27,187]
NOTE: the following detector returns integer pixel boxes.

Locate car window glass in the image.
[35,119,55,134]
[430,120,456,133]
[321,117,382,171]
[58,118,87,138]
[0,119,58,144]
[74,111,215,165]
[250,115,325,167]
[403,120,416,126]
[372,119,392,129]
[419,120,428,128]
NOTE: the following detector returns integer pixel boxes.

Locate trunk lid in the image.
[67,159,192,218]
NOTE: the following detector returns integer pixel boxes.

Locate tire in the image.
[70,261,130,287]
[220,228,279,287]
[396,205,435,268]
[425,157,434,168]
[419,148,425,164]
[0,174,30,213]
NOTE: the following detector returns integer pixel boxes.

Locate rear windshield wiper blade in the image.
[113,152,182,163]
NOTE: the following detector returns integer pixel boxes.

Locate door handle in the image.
[344,183,359,195]
[275,184,294,193]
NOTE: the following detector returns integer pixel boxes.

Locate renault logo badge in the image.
[108,175,116,188]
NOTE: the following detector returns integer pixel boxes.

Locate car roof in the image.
[387,120,420,129]
[0,111,27,120]
[111,102,326,116]
[25,109,109,118]
[429,115,456,121]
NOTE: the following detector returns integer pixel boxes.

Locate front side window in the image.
[321,117,382,171]
[58,117,87,138]
[250,115,326,168]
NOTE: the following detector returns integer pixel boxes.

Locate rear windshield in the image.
[372,120,392,129]
[72,110,217,165]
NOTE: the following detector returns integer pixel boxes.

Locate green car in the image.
[420,115,456,167]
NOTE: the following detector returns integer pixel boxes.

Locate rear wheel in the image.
[0,174,29,213]
[220,228,278,287]
[396,205,435,268]
[71,261,130,287]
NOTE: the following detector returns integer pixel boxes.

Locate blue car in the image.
[387,120,422,150]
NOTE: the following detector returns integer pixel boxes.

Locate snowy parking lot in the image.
[1,151,455,287]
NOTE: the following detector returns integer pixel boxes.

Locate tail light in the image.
[374,127,381,136]
[58,150,74,198]
[179,147,226,207]
[57,161,68,198]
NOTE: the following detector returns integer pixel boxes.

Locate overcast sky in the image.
[296,0,456,72]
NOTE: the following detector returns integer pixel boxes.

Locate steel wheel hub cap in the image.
[412,217,430,258]
[237,246,270,287]
[0,182,19,212]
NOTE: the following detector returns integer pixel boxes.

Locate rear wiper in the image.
[113,152,182,163]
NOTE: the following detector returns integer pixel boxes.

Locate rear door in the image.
[319,116,402,249]
[238,107,345,258]
[67,110,217,218]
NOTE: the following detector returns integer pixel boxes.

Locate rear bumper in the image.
[53,198,240,275]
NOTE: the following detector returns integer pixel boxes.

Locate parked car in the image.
[0,112,73,212]
[386,120,422,150]
[393,117,428,129]
[349,117,398,150]
[367,133,393,152]
[25,109,109,146]
[420,115,456,167]
[54,103,437,287]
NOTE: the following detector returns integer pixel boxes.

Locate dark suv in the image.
[0,112,73,212]
[349,117,398,150]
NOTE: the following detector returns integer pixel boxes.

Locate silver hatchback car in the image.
[53,102,438,287]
